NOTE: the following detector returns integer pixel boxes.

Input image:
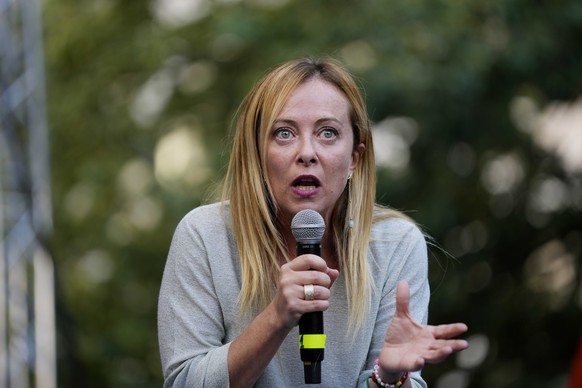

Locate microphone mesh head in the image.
[291,209,325,243]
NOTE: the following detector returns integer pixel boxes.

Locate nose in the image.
[297,136,317,166]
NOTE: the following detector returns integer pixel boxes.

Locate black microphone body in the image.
[297,242,324,384]
[292,210,326,384]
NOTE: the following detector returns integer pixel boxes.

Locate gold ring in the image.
[304,284,315,301]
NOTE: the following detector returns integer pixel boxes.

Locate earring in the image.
[347,175,354,229]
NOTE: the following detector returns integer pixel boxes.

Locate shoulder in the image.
[166,202,237,274]
[368,209,429,289]
[371,214,425,244]
[368,209,428,268]
[179,201,229,227]
[173,201,232,242]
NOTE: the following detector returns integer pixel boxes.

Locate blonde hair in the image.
[222,57,404,330]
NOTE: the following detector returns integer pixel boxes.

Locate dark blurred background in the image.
[3,0,582,387]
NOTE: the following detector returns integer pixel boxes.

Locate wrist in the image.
[372,358,408,388]
[264,303,293,334]
[381,371,405,383]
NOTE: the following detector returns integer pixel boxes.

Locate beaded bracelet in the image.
[371,358,408,388]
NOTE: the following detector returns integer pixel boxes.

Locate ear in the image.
[350,143,365,174]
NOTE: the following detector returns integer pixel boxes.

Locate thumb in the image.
[396,280,410,316]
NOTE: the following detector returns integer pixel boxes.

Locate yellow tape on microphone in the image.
[298,334,326,349]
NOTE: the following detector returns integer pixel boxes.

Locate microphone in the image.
[291,209,326,384]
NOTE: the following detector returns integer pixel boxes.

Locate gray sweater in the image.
[158,202,429,387]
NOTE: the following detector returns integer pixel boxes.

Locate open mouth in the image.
[292,175,320,191]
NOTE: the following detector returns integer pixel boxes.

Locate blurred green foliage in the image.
[43,0,582,387]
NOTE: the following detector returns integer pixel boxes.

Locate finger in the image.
[299,285,332,313]
[424,339,468,363]
[432,323,468,339]
[300,269,333,288]
[447,339,469,352]
[301,285,331,301]
[423,346,454,363]
[327,268,340,287]
[423,339,469,362]
[289,254,328,272]
[395,280,410,316]
[435,339,469,353]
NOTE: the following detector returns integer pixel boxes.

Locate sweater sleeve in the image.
[357,219,430,388]
[157,212,231,388]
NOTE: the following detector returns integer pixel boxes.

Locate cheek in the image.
[333,149,356,172]
[327,157,352,186]
[265,151,289,186]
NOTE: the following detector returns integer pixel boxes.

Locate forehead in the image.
[277,78,351,119]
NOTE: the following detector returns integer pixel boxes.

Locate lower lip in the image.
[292,186,320,197]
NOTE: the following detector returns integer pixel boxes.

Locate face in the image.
[265,78,364,226]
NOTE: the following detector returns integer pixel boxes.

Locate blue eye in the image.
[321,128,338,139]
[275,128,293,140]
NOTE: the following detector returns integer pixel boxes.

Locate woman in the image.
[158,57,468,387]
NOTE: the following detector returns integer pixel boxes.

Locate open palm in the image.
[379,281,469,374]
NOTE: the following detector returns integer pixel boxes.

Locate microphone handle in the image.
[297,242,324,384]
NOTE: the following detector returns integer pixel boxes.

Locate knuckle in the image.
[278,276,292,288]
[308,271,321,283]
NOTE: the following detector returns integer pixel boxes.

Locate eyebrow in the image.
[273,117,344,127]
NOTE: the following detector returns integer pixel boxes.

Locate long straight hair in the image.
[222,57,380,330]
